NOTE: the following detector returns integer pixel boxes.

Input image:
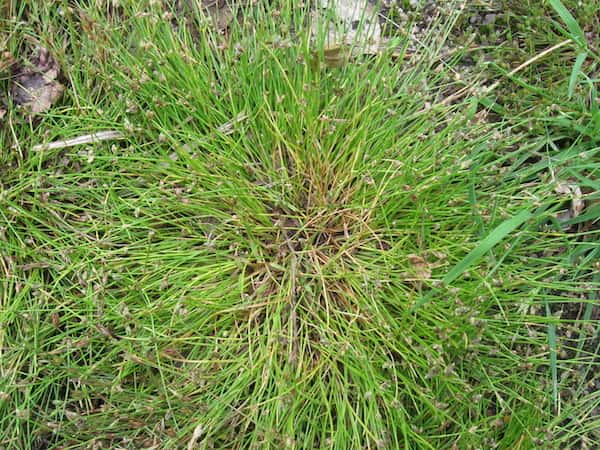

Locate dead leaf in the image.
[430,250,447,261]
[407,254,432,281]
[96,323,119,339]
[570,186,584,217]
[187,424,205,450]
[0,51,16,73]
[10,47,64,114]
[555,182,585,221]
[203,0,233,33]
[311,45,352,69]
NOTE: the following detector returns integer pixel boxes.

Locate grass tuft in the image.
[1,1,598,448]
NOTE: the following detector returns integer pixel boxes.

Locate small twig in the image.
[413,38,574,115]
[216,112,248,135]
[440,85,472,106]
[484,39,573,94]
[32,130,125,151]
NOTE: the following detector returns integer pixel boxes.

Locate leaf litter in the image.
[9,46,64,114]
[555,181,585,223]
[202,0,234,33]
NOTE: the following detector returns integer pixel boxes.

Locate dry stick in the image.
[216,112,248,135]
[32,130,125,151]
[484,38,573,95]
[30,113,248,152]
[423,38,575,113]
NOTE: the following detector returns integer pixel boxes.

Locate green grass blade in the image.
[549,0,586,46]
[577,297,597,352]
[568,52,587,99]
[545,301,559,411]
[443,209,532,285]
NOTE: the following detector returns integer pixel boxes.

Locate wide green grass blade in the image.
[549,0,586,46]
[568,52,587,99]
[443,209,532,285]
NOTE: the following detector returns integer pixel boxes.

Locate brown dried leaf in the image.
[555,182,585,221]
[96,323,118,339]
[312,45,353,69]
[10,47,64,114]
[407,254,432,281]
[1,52,16,73]
[571,185,584,217]
[51,313,60,328]
[203,0,233,32]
